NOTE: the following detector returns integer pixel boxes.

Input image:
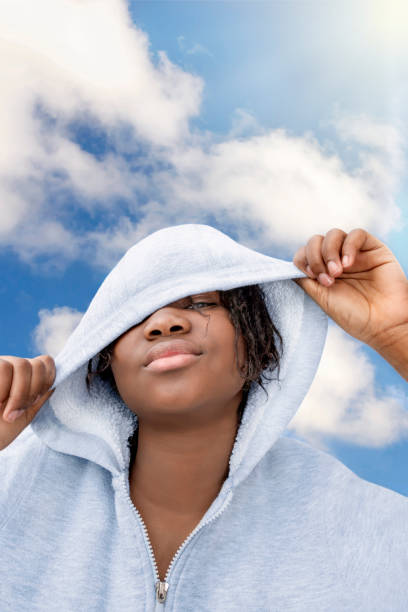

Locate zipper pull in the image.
[155,580,169,603]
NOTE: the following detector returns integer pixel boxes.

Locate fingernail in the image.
[318,273,334,286]
[327,261,339,276]
[342,255,350,267]
[5,409,25,423]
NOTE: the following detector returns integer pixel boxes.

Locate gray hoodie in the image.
[1,224,407,611]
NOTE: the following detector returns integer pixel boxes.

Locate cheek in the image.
[110,331,140,381]
[209,315,245,375]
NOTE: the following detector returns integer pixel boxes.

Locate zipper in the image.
[119,472,233,605]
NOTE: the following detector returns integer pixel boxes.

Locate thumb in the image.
[293,277,328,309]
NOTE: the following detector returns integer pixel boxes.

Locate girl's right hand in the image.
[0,355,55,450]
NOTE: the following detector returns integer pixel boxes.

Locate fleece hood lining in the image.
[31,223,328,489]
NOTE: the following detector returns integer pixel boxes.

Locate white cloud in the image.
[328,111,406,200]
[0,0,203,260]
[0,0,405,271]
[153,122,403,254]
[18,221,81,265]
[33,307,83,357]
[186,43,213,58]
[177,35,213,57]
[80,113,405,267]
[287,323,408,451]
[228,108,263,139]
[83,207,175,269]
[0,0,202,143]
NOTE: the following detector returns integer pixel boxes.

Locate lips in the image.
[144,339,202,366]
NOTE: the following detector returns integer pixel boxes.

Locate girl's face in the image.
[110,291,247,424]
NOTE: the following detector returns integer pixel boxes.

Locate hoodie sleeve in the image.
[324,457,408,608]
[0,426,45,531]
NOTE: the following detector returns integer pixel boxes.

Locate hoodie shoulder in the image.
[269,434,408,506]
[268,435,408,606]
[0,425,45,531]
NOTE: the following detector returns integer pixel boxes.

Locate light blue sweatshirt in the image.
[1,224,408,611]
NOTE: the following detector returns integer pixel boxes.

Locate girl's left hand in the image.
[292,228,408,352]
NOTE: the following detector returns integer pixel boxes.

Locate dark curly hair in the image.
[86,284,283,463]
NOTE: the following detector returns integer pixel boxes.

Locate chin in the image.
[131,390,209,419]
[148,397,203,414]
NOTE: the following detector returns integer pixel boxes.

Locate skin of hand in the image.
[0,355,55,449]
[292,227,408,363]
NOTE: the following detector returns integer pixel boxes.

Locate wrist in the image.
[370,323,408,382]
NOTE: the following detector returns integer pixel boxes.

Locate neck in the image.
[128,395,245,519]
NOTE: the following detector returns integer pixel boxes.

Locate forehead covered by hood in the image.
[51,224,319,386]
[31,224,328,484]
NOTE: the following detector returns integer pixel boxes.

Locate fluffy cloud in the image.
[0,0,405,269]
[1,0,202,143]
[161,121,403,253]
[33,307,83,357]
[84,114,406,268]
[0,0,203,259]
[288,323,408,450]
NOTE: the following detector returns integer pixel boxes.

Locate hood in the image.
[31,224,328,488]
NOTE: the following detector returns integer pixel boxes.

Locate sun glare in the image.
[372,0,408,47]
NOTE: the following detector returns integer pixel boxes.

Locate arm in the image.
[371,324,408,382]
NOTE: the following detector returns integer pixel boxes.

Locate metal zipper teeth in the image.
[119,474,160,583]
[120,471,234,599]
[112,428,237,603]
[163,487,234,583]
[109,435,162,585]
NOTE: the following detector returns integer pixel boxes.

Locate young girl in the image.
[1,224,407,610]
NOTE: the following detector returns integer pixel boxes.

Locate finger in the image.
[25,387,54,421]
[293,246,317,279]
[305,235,335,287]
[3,355,55,423]
[0,387,54,433]
[36,355,56,392]
[0,358,13,409]
[321,228,348,277]
[2,358,32,420]
[340,228,373,267]
[27,357,47,404]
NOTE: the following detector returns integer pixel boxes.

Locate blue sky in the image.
[1,0,407,493]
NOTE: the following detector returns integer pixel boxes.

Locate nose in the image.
[143,307,192,339]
